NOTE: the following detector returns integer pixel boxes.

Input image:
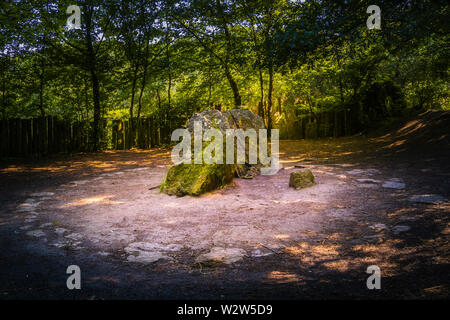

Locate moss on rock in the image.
[161,108,266,196]
[289,169,315,190]
[160,163,235,197]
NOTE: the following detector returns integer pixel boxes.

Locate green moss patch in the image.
[160,163,235,197]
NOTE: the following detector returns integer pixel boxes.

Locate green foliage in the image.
[0,0,448,142]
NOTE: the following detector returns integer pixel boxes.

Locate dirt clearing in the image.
[0,112,449,299]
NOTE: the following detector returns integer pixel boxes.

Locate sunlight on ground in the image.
[61,195,124,207]
[267,271,303,284]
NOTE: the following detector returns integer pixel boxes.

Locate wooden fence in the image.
[0,116,183,157]
[0,110,357,157]
[286,110,353,139]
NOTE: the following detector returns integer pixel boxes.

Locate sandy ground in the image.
[0,112,449,299]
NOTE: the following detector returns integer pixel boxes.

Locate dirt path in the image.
[1,114,449,299]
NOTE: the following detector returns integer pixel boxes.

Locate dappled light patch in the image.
[284,242,341,262]
[274,234,290,240]
[322,260,351,272]
[266,271,303,284]
[61,195,124,207]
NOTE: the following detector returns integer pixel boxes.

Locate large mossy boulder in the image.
[161,108,266,196]
[289,169,315,190]
[160,163,234,196]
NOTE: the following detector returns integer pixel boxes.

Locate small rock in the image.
[382,180,405,189]
[124,242,183,253]
[26,230,45,237]
[30,192,54,197]
[55,228,68,235]
[250,249,273,257]
[348,169,380,176]
[408,195,447,204]
[127,251,167,264]
[195,247,246,265]
[392,225,411,234]
[39,223,52,228]
[65,233,83,241]
[16,202,39,212]
[370,223,388,230]
[289,169,315,190]
[399,216,418,222]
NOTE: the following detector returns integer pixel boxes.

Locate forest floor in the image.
[0,111,449,299]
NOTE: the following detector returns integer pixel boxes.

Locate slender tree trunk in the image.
[267,63,273,132]
[38,60,45,117]
[1,57,7,119]
[166,45,172,142]
[84,5,101,151]
[216,0,241,108]
[137,73,146,119]
[207,66,212,109]
[258,67,265,120]
[167,47,171,111]
[130,64,139,119]
[137,38,150,118]
[156,88,161,109]
[224,65,241,108]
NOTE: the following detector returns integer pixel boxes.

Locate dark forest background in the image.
[0,0,448,151]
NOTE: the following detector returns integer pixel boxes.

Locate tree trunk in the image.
[137,37,150,118]
[267,63,273,132]
[258,67,265,120]
[224,65,241,108]
[84,5,101,151]
[207,66,212,109]
[38,60,45,117]
[130,64,139,118]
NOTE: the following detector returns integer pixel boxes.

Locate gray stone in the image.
[408,195,447,204]
[289,169,315,190]
[162,109,266,196]
[392,225,411,234]
[124,242,183,253]
[370,223,388,231]
[55,228,68,235]
[26,229,45,237]
[382,180,406,189]
[30,192,54,197]
[65,233,83,241]
[195,247,246,265]
[127,251,168,264]
[39,223,52,228]
[250,249,273,257]
[348,168,381,176]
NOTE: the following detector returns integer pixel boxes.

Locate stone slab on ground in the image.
[195,247,246,265]
[408,195,447,204]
